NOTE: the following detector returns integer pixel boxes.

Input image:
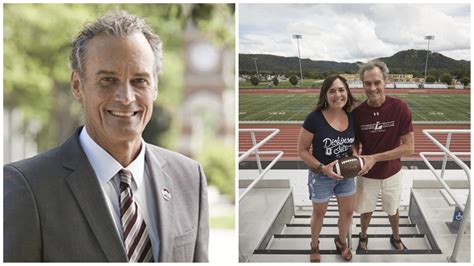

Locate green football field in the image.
[239,93,470,122]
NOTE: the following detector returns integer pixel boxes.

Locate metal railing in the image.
[239,128,284,201]
[419,129,470,262]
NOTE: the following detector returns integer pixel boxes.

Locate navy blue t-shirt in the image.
[302,110,355,165]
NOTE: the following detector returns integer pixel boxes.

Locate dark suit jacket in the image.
[4,127,209,262]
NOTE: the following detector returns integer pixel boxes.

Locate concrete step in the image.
[295,209,408,217]
[282,225,420,235]
[239,183,294,262]
[409,188,471,262]
[249,253,449,263]
[291,217,412,225]
[297,207,398,213]
[266,235,432,251]
[295,207,408,218]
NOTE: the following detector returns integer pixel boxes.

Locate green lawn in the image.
[210,215,235,229]
[239,93,470,122]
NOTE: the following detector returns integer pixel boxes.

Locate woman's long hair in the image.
[313,74,356,112]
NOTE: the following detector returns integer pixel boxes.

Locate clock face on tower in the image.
[188,41,220,73]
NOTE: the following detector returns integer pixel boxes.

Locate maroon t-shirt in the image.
[353,96,413,179]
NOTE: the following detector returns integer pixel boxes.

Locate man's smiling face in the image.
[71,32,157,146]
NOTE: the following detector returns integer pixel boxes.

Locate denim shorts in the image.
[308,170,356,203]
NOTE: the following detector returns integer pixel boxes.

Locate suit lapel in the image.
[62,128,127,262]
[145,145,175,262]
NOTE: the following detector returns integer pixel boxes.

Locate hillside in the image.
[379,49,470,74]
[239,50,470,77]
[239,54,358,74]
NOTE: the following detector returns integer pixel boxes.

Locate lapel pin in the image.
[162,188,171,201]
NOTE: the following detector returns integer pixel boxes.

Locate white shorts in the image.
[354,170,403,216]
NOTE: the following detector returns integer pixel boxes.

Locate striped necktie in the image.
[119,169,154,262]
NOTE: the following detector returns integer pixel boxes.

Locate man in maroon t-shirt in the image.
[352,60,414,251]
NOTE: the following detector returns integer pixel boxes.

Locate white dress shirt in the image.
[79,127,160,261]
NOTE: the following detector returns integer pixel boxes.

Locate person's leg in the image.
[358,211,372,249]
[334,178,356,245]
[354,176,380,250]
[311,202,329,261]
[381,171,405,249]
[388,209,401,239]
[336,194,355,259]
[388,209,406,249]
[307,170,333,261]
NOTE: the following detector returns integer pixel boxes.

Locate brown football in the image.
[333,156,364,178]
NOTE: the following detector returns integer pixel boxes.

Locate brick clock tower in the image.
[178,20,234,157]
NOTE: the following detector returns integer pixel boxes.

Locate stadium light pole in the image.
[252,57,260,81]
[292,34,304,86]
[424,35,435,84]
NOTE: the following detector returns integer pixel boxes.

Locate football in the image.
[333,156,364,178]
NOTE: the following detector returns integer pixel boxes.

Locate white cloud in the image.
[440,49,471,61]
[239,3,471,62]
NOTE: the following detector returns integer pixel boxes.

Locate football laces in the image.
[341,159,357,165]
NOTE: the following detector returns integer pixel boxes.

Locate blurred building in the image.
[388,73,414,82]
[340,73,358,81]
[4,109,40,164]
[178,18,234,157]
[342,73,415,83]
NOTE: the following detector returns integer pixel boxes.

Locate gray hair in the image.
[70,9,163,78]
[358,59,389,81]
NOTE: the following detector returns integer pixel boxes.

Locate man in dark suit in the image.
[4,9,209,262]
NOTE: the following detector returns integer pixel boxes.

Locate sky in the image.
[239,3,471,63]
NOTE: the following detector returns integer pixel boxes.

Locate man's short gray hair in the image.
[359,59,389,81]
[70,9,163,77]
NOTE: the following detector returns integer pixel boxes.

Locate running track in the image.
[239,124,470,160]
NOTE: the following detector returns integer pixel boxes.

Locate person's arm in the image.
[297,127,343,179]
[193,164,209,262]
[4,165,42,262]
[351,113,362,156]
[352,142,361,156]
[358,132,414,175]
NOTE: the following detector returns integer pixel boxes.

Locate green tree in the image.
[440,73,452,85]
[272,76,279,86]
[315,72,325,79]
[239,70,250,75]
[451,69,463,79]
[289,75,299,86]
[250,75,259,86]
[425,75,436,83]
[286,71,297,77]
[410,70,421,78]
[198,143,234,202]
[302,70,311,79]
[460,77,470,85]
[4,4,90,150]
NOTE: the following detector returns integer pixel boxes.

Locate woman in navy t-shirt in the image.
[297,74,357,262]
